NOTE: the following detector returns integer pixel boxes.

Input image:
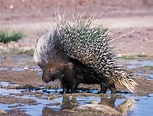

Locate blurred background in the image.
[0,0,153,56]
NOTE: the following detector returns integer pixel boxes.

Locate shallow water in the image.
[0,55,153,115]
[0,84,153,116]
[120,60,153,80]
[130,94,153,116]
[127,60,153,69]
[0,67,8,71]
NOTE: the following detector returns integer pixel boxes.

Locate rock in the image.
[90,100,99,104]
[0,109,7,114]
[73,104,120,116]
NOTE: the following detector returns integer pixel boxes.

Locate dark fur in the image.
[41,58,116,94]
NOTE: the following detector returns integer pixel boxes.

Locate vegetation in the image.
[0,30,24,43]
[117,55,135,59]
[117,54,148,59]
[0,48,34,55]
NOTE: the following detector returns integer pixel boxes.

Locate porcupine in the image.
[34,15,138,94]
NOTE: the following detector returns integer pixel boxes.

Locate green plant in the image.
[117,54,149,59]
[0,30,24,43]
[117,55,135,59]
[0,48,34,55]
[137,54,147,58]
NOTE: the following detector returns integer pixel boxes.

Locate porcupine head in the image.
[33,25,74,83]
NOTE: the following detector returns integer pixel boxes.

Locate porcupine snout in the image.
[42,69,62,83]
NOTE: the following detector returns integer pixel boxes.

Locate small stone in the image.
[35,93,42,98]
[143,38,148,41]
[73,104,120,115]
[35,91,42,98]
[47,96,51,100]
[90,100,99,104]
[9,5,14,9]
[68,95,73,101]
[24,66,28,70]
[0,110,7,114]
[3,55,8,59]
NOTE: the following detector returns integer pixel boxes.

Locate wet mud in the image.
[0,55,153,116]
[0,0,153,115]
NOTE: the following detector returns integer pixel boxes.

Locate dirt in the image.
[0,0,153,116]
[0,54,153,116]
[0,0,153,56]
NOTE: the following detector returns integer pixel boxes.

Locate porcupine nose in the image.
[42,73,51,83]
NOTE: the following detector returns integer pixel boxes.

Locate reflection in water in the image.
[42,94,135,115]
[100,95,135,115]
[116,97,135,115]
[100,94,116,108]
[61,94,78,110]
[0,55,152,116]
[42,94,78,115]
[42,107,64,116]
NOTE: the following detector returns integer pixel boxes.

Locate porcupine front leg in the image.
[61,79,69,94]
[62,79,78,93]
[65,71,78,93]
[61,67,78,94]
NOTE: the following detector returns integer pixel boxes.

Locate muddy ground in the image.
[0,0,153,116]
[0,50,153,115]
[0,55,153,116]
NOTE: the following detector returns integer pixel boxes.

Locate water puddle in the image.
[0,82,19,87]
[127,60,153,69]
[119,60,153,80]
[129,94,153,116]
[0,85,153,116]
[0,65,41,76]
[0,55,153,115]
[0,67,8,71]
[146,74,153,80]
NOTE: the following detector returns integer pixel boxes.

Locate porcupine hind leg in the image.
[108,83,116,94]
[100,82,108,93]
[100,82,116,94]
[70,82,79,93]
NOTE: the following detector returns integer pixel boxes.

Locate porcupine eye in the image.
[48,68,62,80]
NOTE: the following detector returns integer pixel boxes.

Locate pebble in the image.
[9,5,14,9]
[47,96,51,100]
[90,100,99,104]
[0,110,7,114]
